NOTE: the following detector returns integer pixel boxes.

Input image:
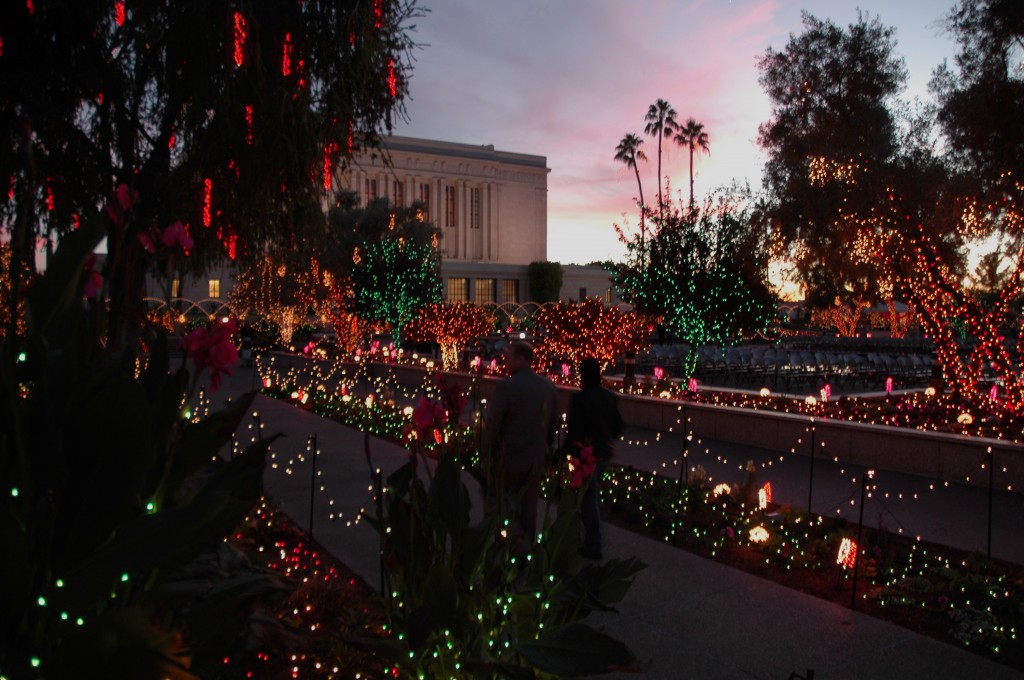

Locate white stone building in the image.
[156,135,616,307]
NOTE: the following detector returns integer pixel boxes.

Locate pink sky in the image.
[397,0,956,264]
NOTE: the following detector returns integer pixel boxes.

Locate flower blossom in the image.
[181,318,238,391]
[567,442,597,489]
[161,221,193,252]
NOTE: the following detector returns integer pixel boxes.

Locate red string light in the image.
[322,142,338,190]
[232,12,247,68]
[202,178,213,227]
[114,1,125,27]
[281,33,293,77]
[244,105,253,145]
[387,59,397,98]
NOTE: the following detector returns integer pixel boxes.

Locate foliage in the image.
[612,190,776,376]
[0,212,272,677]
[229,256,308,344]
[674,117,711,207]
[528,261,564,303]
[364,452,645,677]
[932,0,1024,210]
[0,1,421,345]
[757,11,911,305]
[534,298,649,372]
[351,239,442,339]
[403,303,495,371]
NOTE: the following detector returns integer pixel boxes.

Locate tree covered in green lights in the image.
[612,188,776,376]
[323,193,442,337]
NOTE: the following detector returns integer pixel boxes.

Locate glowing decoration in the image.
[820,384,831,403]
[885,376,894,395]
[232,12,247,68]
[114,1,125,26]
[322,141,338,190]
[244,104,253,145]
[387,58,398,97]
[561,363,571,378]
[812,297,869,337]
[758,482,772,510]
[281,32,293,77]
[713,483,731,497]
[989,384,999,402]
[805,395,817,406]
[957,412,974,425]
[807,154,862,186]
[202,178,212,227]
[748,526,769,544]
[653,366,664,381]
[263,377,273,388]
[688,377,698,392]
[402,303,492,371]
[836,537,857,569]
[759,387,771,397]
[533,298,647,373]
[489,358,498,371]
[925,386,937,397]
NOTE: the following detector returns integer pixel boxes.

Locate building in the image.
[158,135,617,307]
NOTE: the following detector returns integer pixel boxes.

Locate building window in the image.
[392,180,405,207]
[364,178,378,203]
[502,279,519,303]
[475,278,496,305]
[470,187,481,229]
[445,185,456,228]
[447,277,469,303]
[209,279,221,298]
[605,287,613,303]
[171,278,181,298]
[579,287,587,300]
[418,183,430,219]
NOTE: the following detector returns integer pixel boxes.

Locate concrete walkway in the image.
[210,365,1023,679]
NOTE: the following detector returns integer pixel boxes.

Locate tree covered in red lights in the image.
[0,0,421,344]
[403,302,494,370]
[533,297,649,372]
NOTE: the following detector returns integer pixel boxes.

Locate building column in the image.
[482,182,491,261]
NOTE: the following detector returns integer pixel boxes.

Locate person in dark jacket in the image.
[485,341,558,550]
[565,357,623,560]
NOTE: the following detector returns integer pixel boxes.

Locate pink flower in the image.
[567,442,597,489]
[161,221,193,251]
[83,253,103,298]
[181,318,239,391]
[105,183,139,226]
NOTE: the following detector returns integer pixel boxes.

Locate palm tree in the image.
[675,117,710,208]
[614,133,648,253]
[643,99,678,222]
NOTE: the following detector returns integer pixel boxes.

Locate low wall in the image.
[272,355,1024,489]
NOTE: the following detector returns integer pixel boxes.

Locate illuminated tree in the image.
[403,303,495,370]
[757,11,909,306]
[674,118,710,207]
[229,256,319,344]
[0,1,421,345]
[534,297,649,373]
[350,239,441,339]
[612,189,776,377]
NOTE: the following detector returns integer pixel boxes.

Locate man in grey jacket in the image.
[485,341,558,550]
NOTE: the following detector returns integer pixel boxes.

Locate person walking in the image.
[566,357,623,560]
[485,341,558,551]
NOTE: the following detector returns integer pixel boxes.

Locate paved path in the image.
[208,364,1023,679]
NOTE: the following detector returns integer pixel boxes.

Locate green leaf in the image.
[517,622,636,676]
[427,455,470,537]
[422,564,460,630]
[167,391,256,498]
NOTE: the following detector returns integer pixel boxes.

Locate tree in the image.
[757,11,909,306]
[674,118,711,208]
[534,298,649,372]
[0,0,421,345]
[320,193,442,339]
[614,133,648,253]
[932,0,1024,208]
[528,261,564,303]
[643,99,678,221]
[612,189,776,377]
[404,302,495,370]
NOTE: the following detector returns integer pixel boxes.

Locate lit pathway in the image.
[202,364,1024,680]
